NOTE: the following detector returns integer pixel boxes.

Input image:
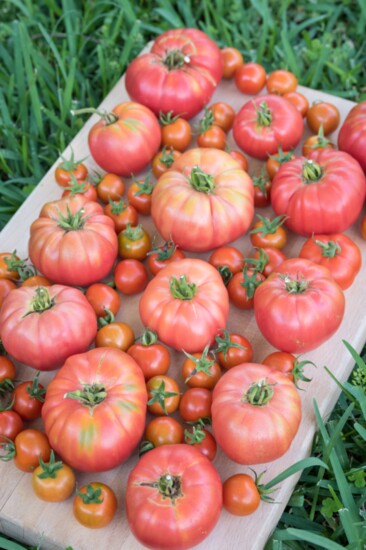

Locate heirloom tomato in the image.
[29,195,118,286]
[127,328,170,381]
[32,451,76,502]
[211,363,302,464]
[125,28,223,120]
[73,482,117,528]
[254,258,345,353]
[270,149,366,236]
[235,62,266,95]
[139,258,229,353]
[0,285,97,371]
[125,445,222,550]
[151,148,254,252]
[42,347,147,472]
[338,100,366,172]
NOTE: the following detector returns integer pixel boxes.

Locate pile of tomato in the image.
[0,27,366,549]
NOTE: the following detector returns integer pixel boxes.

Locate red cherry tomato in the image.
[221,47,244,79]
[266,70,298,95]
[114,259,149,295]
[235,63,267,95]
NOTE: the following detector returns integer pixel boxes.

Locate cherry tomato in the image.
[103,198,139,234]
[221,47,244,79]
[266,70,298,95]
[302,126,336,157]
[306,101,340,135]
[13,429,51,472]
[0,410,24,441]
[146,375,180,416]
[21,275,52,287]
[32,450,76,502]
[114,259,149,295]
[95,321,135,351]
[127,328,170,381]
[283,91,309,117]
[13,372,46,421]
[209,102,236,133]
[184,425,217,461]
[227,269,265,310]
[228,150,248,171]
[215,330,253,369]
[144,416,184,449]
[0,356,16,387]
[361,214,366,240]
[85,283,120,319]
[223,473,261,515]
[55,151,88,188]
[252,169,272,207]
[249,247,287,278]
[179,387,212,423]
[0,251,20,280]
[73,482,117,529]
[160,112,192,152]
[266,148,295,180]
[118,224,151,261]
[152,147,181,178]
[127,172,155,215]
[235,62,267,95]
[95,173,125,203]
[208,245,244,285]
[262,351,297,377]
[61,178,98,202]
[147,239,186,276]
[182,346,222,390]
[197,124,226,149]
[250,215,287,250]
[0,278,16,308]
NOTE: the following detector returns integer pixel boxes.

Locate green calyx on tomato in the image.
[57,206,86,232]
[291,358,315,389]
[132,171,155,195]
[170,275,197,300]
[159,111,181,125]
[64,383,107,407]
[302,159,324,183]
[217,266,234,286]
[71,107,118,126]
[76,483,104,504]
[279,273,309,294]
[4,251,36,281]
[159,147,176,168]
[189,166,215,194]
[163,49,190,70]
[140,328,159,346]
[148,238,177,261]
[184,421,206,445]
[244,248,269,274]
[183,345,216,383]
[0,436,16,461]
[310,125,332,150]
[27,371,46,403]
[255,101,272,127]
[252,169,270,197]
[29,287,54,313]
[109,197,129,214]
[214,330,247,361]
[97,308,115,328]
[139,473,183,504]
[250,214,288,237]
[242,379,276,406]
[267,145,294,165]
[36,450,64,479]
[147,380,180,415]
[198,108,215,134]
[122,223,144,241]
[63,173,90,196]
[240,268,263,299]
[315,239,341,258]
[58,150,88,171]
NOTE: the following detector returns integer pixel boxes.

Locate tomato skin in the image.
[0,285,97,371]
[20,275,52,287]
[152,148,181,178]
[233,95,304,159]
[338,100,366,172]
[361,215,366,240]
[144,416,184,447]
[127,177,155,216]
[184,428,217,461]
[85,283,121,318]
[254,258,345,353]
[88,102,161,176]
[250,221,287,250]
[42,347,147,472]
[0,356,16,383]
[55,162,88,188]
[235,62,267,95]
[271,149,366,236]
[13,380,45,421]
[126,29,223,120]
[161,117,192,152]
[146,375,180,416]
[228,150,248,171]
[127,341,170,381]
[221,47,244,78]
[266,70,298,95]
[117,225,151,261]
[62,181,98,202]
[139,258,229,353]
[251,247,287,278]
[151,148,254,252]
[223,473,260,515]
[73,482,117,528]
[0,252,20,280]
[262,351,297,382]
[216,333,253,369]
[103,198,139,234]
[182,351,221,390]
[283,92,309,117]
[307,101,340,135]
[212,363,302,464]
[208,246,244,276]
[32,460,76,502]
[0,279,16,308]
[227,270,265,310]
[209,102,236,133]
[299,233,362,290]
[114,259,149,295]
[95,322,135,351]
[0,410,24,441]
[179,387,212,422]
[13,429,51,472]
[197,125,226,149]
[302,134,335,157]
[147,245,186,276]
[96,173,125,203]
[125,444,222,550]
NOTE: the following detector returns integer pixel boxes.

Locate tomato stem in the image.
[189,166,215,194]
[315,239,341,258]
[27,371,46,403]
[122,223,144,241]
[217,265,233,286]
[58,149,88,171]
[140,328,159,346]
[163,49,190,70]
[76,484,104,504]
[64,383,107,407]
[170,275,197,300]
[302,159,323,182]
[71,107,118,125]
[255,101,272,127]
[37,450,64,479]
[242,379,276,406]
[57,205,86,232]
[148,238,177,261]
[215,330,247,361]
[29,287,54,313]
[139,474,183,504]
[279,273,309,294]
[183,344,216,383]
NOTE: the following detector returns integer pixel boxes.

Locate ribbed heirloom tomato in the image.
[338,100,366,172]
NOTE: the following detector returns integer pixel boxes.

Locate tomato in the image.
[0,410,23,441]
[299,233,362,290]
[42,347,147,471]
[95,320,135,351]
[208,245,244,285]
[127,328,170,381]
[179,387,212,423]
[266,148,296,180]
[0,285,97,371]
[227,268,265,310]
[29,196,118,287]
[184,425,217,461]
[0,278,16,308]
[209,102,236,133]
[338,100,366,172]
[104,197,139,234]
[235,62,266,95]
[212,363,302,464]
[144,416,184,449]
[283,91,309,117]
[221,47,244,79]
[32,450,76,502]
[0,251,20,280]
[61,177,98,202]
[139,258,229,353]
[147,239,186,276]
[85,283,120,319]
[21,275,52,287]
[252,169,272,207]
[223,473,261,515]
[0,355,16,393]
[271,149,366,236]
[261,351,314,388]
[361,215,366,240]
[127,172,155,215]
[215,330,253,369]
[250,214,287,250]
[182,345,221,389]
[95,173,125,203]
[118,224,151,261]
[114,259,148,295]
[266,70,298,95]
[2,429,51,472]
[254,258,345,353]
[147,374,180,416]
[160,112,192,152]
[228,150,248,171]
[55,151,88,188]
[233,94,304,159]
[307,101,340,135]
[302,125,335,157]
[152,147,181,178]
[13,372,45,421]
[151,148,254,252]
[84,102,161,176]
[197,123,226,150]
[73,482,117,528]
[249,246,287,278]
[126,28,223,120]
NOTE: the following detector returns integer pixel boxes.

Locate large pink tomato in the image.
[254,258,345,353]
[211,363,302,464]
[338,100,366,172]
[233,94,304,159]
[151,148,254,252]
[126,444,222,550]
[0,285,97,371]
[87,102,161,175]
[125,28,223,120]
[42,347,147,472]
[29,195,118,286]
[139,258,229,353]
[270,149,366,236]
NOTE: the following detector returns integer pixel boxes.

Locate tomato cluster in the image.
[1,26,366,549]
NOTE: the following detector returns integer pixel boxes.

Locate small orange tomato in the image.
[73,482,117,529]
[32,451,76,502]
[235,62,267,95]
[228,150,248,171]
[103,198,139,234]
[0,251,20,280]
[85,283,120,318]
[0,278,16,307]
[151,147,181,178]
[250,215,287,250]
[95,173,125,203]
[55,151,88,188]
[302,126,336,157]
[221,47,244,79]
[160,112,192,152]
[146,375,180,416]
[361,214,366,240]
[95,320,135,351]
[181,345,221,390]
[266,69,298,95]
[223,473,261,516]
[118,224,151,261]
[61,177,98,202]
[21,275,52,287]
[144,416,184,449]
[266,148,295,180]
[127,172,156,215]
[215,330,253,369]
[283,91,309,117]
[306,101,340,135]
[13,429,51,472]
[209,102,236,133]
